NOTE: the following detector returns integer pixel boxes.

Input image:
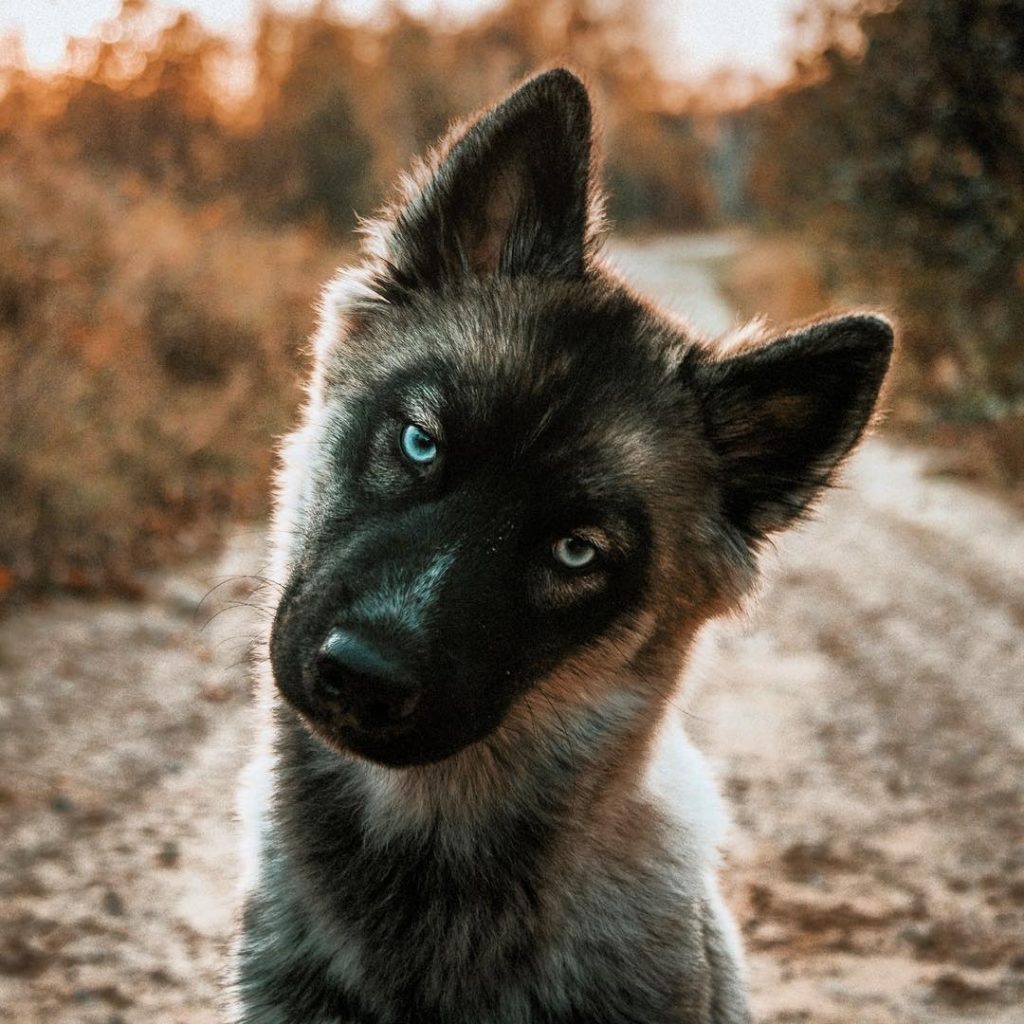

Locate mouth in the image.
[302,712,449,767]
[288,682,468,767]
[271,617,519,767]
[288,684,419,762]
[309,692,417,737]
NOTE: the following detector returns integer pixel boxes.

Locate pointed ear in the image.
[382,68,597,288]
[693,314,894,542]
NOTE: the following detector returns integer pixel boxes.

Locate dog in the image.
[231,68,893,1023]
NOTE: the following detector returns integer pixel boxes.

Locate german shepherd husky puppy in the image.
[232,69,892,1023]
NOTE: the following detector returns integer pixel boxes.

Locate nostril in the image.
[314,628,421,728]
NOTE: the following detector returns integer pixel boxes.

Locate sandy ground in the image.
[2,236,1023,1023]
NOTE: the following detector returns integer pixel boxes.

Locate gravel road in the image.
[2,235,1022,1023]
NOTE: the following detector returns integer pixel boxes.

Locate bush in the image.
[0,143,344,599]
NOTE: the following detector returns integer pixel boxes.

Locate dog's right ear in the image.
[378,68,597,289]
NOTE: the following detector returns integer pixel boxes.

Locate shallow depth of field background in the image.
[1,0,1022,598]
[1,2,1023,1023]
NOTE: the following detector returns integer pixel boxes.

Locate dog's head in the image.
[269,69,892,767]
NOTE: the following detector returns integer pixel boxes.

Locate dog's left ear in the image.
[383,68,596,288]
[693,314,894,543]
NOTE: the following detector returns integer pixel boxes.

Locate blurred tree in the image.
[293,85,374,230]
[747,0,1024,409]
[57,5,228,195]
[247,7,376,228]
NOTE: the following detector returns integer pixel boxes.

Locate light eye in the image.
[552,535,597,570]
[400,423,438,465]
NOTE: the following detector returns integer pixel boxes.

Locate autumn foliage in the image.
[0,0,716,600]
[0,143,340,595]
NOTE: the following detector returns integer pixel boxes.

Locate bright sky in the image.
[1,0,804,83]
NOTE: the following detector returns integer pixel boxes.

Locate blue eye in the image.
[400,423,438,465]
[552,535,597,570]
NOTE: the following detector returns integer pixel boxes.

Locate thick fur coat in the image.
[230,69,893,1024]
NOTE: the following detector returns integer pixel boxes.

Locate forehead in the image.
[339,278,676,457]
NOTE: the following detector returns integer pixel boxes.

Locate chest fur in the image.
[242,842,710,1024]
[238,771,714,1024]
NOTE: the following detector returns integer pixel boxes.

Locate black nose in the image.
[313,629,421,730]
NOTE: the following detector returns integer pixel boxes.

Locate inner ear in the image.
[384,68,599,289]
[469,159,527,276]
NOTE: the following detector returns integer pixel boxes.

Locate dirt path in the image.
[0,533,262,1023]
[3,236,1023,1023]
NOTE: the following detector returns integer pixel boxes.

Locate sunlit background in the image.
[6,0,802,82]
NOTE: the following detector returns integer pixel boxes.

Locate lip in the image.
[335,715,417,746]
[296,693,483,767]
[289,693,428,764]
[305,693,419,741]
[325,719,436,767]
